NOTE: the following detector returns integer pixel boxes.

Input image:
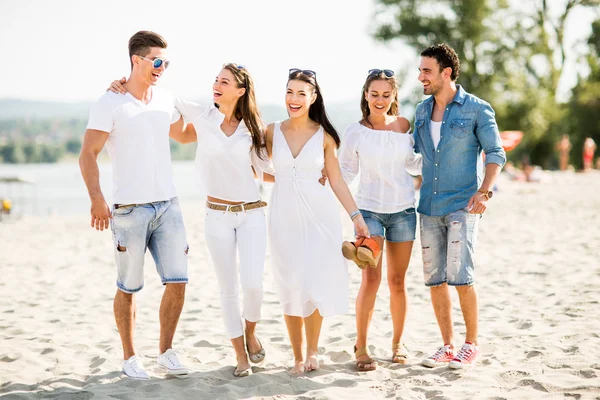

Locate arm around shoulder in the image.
[264,123,275,157]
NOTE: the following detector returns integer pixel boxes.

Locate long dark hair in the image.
[287,70,340,148]
[222,63,265,159]
[360,72,399,128]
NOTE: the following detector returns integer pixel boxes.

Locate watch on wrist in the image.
[477,188,493,199]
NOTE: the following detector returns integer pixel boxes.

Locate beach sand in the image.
[1,171,599,399]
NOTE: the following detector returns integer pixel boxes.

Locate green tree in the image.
[22,142,42,163]
[65,138,82,154]
[373,0,599,168]
[0,142,26,163]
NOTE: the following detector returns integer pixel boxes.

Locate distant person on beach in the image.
[264,69,370,374]
[338,69,422,371]
[583,137,596,172]
[556,134,572,171]
[413,44,506,369]
[79,31,189,380]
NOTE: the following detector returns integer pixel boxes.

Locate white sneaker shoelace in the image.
[158,349,188,375]
[123,356,150,380]
[431,345,453,360]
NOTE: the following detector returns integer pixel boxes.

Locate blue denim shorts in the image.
[419,208,480,287]
[359,208,417,243]
[110,197,189,293]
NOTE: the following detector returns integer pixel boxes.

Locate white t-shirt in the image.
[174,98,270,203]
[86,88,181,205]
[339,122,422,214]
[431,120,442,149]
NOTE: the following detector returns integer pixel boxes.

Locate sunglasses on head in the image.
[368,69,394,77]
[140,56,170,69]
[289,68,316,78]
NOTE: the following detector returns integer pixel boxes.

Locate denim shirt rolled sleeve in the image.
[476,103,506,167]
[413,85,506,217]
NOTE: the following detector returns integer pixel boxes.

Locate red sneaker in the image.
[448,343,479,369]
[421,345,455,368]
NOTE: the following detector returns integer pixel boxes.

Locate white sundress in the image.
[268,122,349,318]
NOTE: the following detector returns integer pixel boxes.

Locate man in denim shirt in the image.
[413,44,506,369]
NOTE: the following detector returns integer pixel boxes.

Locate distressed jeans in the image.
[419,209,480,287]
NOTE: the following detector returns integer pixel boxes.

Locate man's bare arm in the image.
[79,129,111,230]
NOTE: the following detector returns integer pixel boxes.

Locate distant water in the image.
[0,161,205,216]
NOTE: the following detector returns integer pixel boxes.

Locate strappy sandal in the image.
[391,343,409,364]
[247,338,266,364]
[356,237,382,268]
[342,238,370,269]
[354,345,377,371]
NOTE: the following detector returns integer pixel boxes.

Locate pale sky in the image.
[0,0,596,105]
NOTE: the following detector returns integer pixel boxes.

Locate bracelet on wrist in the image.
[350,210,361,221]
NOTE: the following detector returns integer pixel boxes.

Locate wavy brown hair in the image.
[421,43,460,81]
[360,71,399,128]
[288,70,340,148]
[222,63,265,159]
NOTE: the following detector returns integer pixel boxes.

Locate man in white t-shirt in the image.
[79,30,189,379]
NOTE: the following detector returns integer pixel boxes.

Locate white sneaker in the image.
[157,349,188,375]
[122,355,150,380]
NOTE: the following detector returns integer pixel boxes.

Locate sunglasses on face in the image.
[289,68,316,78]
[139,56,170,69]
[368,69,394,77]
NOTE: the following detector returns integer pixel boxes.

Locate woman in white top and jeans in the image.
[339,69,422,371]
[109,63,272,377]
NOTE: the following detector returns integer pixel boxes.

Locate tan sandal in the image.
[391,343,409,364]
[342,238,369,269]
[356,237,382,268]
[354,345,377,371]
[246,338,265,364]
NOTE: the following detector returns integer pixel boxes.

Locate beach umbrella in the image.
[500,131,523,152]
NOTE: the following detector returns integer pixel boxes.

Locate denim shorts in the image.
[419,208,480,287]
[110,197,189,293]
[359,208,417,243]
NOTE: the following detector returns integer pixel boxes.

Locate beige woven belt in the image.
[206,200,267,213]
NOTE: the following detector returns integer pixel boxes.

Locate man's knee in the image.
[165,282,186,296]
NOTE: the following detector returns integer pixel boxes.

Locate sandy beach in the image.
[1,171,599,399]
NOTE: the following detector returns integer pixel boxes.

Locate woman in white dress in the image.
[339,69,422,371]
[265,69,370,374]
[109,63,273,377]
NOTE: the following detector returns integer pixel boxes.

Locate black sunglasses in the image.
[289,68,316,78]
[368,69,394,77]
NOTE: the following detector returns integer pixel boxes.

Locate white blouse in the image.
[174,98,270,202]
[339,122,422,214]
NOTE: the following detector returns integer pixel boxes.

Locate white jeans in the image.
[204,205,266,339]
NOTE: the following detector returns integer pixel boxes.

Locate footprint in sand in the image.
[89,356,106,368]
[525,350,543,359]
[0,354,20,363]
[499,370,530,383]
[325,350,351,363]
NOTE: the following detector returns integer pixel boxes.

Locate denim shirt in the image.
[414,85,506,217]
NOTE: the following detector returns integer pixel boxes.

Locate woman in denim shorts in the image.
[339,68,422,371]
